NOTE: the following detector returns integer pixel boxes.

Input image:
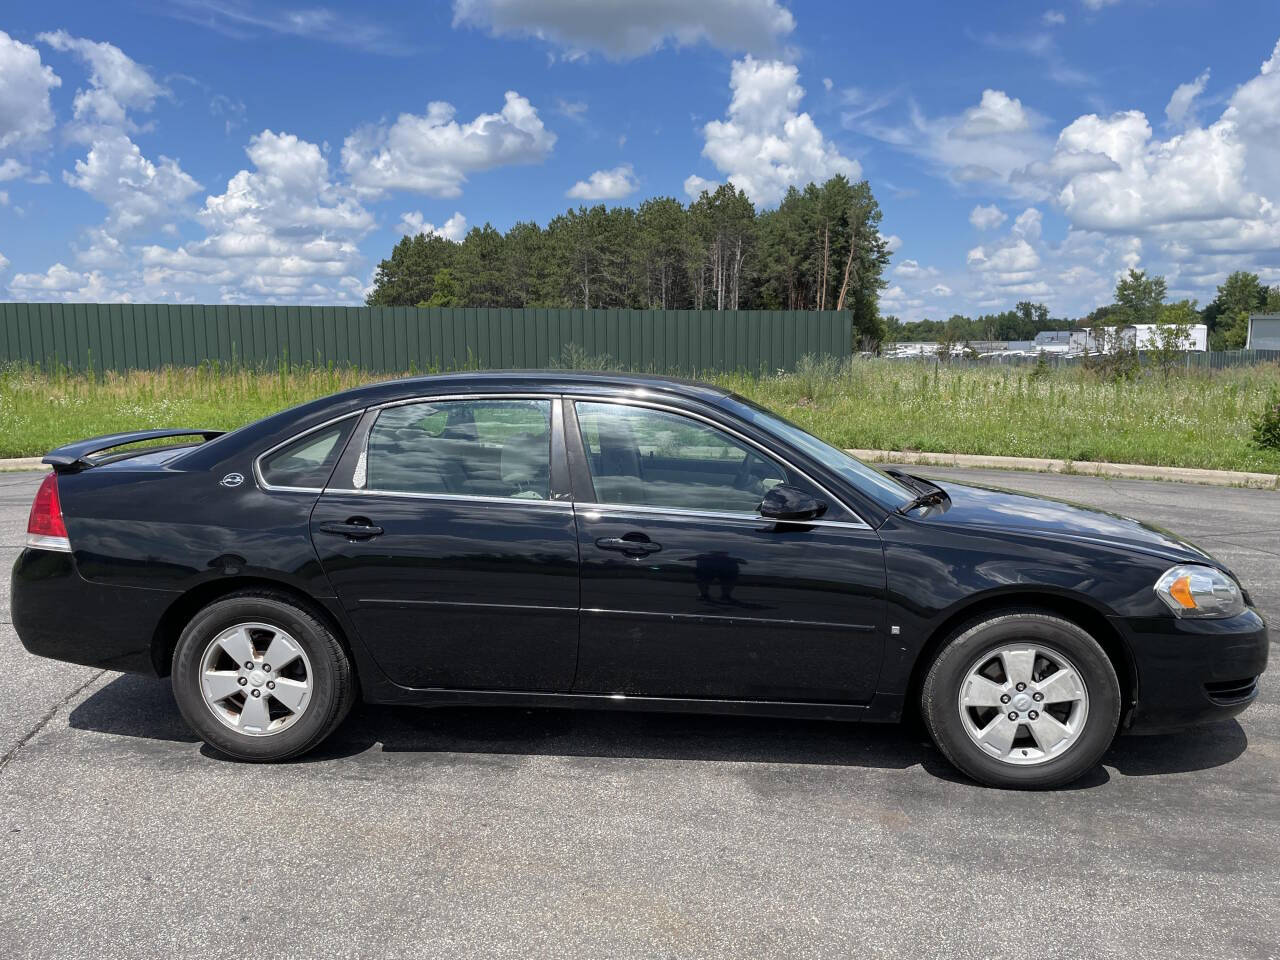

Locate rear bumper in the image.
[1114,608,1269,733]
[10,548,175,675]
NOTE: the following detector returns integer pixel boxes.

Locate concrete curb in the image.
[0,457,47,473]
[848,449,1280,490]
[1,450,1276,490]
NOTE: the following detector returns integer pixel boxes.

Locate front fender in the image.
[874,515,1174,694]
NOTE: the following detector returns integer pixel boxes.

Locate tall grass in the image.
[3,358,1279,473]
[720,357,1280,473]
[0,364,393,459]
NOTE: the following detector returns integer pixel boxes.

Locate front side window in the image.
[720,394,914,510]
[364,398,552,500]
[259,420,354,489]
[574,401,791,514]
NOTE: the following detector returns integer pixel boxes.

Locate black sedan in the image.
[12,372,1268,788]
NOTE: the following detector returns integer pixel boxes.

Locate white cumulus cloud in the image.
[695,56,858,207]
[969,204,1007,230]
[342,91,555,197]
[955,89,1035,138]
[1165,69,1210,129]
[64,131,201,233]
[451,0,795,60]
[398,210,468,240]
[9,262,129,301]
[683,174,719,199]
[38,30,166,130]
[567,163,637,200]
[1052,111,1262,232]
[856,88,1049,190]
[0,30,60,155]
[894,259,938,278]
[133,129,375,303]
[34,33,201,243]
[967,207,1046,296]
[870,35,1280,313]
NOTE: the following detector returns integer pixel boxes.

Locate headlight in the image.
[1154,564,1245,618]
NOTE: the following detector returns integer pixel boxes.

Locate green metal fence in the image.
[0,303,851,375]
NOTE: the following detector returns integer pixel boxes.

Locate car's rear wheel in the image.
[921,610,1120,789]
[172,591,354,761]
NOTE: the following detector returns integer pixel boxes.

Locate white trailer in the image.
[1121,324,1208,351]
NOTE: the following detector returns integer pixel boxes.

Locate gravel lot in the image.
[1,467,1276,960]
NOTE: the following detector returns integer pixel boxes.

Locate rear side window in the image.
[259,420,355,490]
[363,399,552,500]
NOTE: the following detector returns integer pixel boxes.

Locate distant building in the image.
[1033,330,1073,347]
[1247,314,1280,350]
[1070,330,1097,354]
[888,341,939,357]
[1121,324,1208,351]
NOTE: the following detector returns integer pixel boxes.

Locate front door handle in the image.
[318,518,384,540]
[596,534,662,556]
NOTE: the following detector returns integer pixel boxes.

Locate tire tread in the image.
[921,608,1120,789]
[171,589,355,762]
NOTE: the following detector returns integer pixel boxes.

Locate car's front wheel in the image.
[171,591,355,761]
[921,610,1121,789]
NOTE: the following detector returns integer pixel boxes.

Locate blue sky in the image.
[1,0,1278,320]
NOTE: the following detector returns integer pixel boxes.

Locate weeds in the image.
[3,359,1280,473]
[1252,388,1280,451]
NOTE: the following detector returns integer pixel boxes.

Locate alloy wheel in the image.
[198,621,313,737]
[957,643,1090,765]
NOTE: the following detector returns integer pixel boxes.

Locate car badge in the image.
[219,472,245,488]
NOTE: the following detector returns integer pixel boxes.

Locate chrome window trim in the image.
[254,389,870,531]
[566,394,870,529]
[352,393,558,502]
[253,412,363,494]
[574,501,873,531]
[367,392,559,412]
[325,487,573,509]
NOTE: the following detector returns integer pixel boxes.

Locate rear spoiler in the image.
[43,429,225,473]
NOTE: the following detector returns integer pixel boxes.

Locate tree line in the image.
[1087,269,1280,350]
[891,269,1280,352]
[366,176,893,347]
[885,302,1077,346]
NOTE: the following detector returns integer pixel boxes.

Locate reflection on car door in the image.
[311,396,580,691]
[568,399,887,704]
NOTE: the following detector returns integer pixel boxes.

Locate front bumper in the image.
[1114,608,1269,733]
[11,548,176,675]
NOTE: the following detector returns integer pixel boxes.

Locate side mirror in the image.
[759,484,828,522]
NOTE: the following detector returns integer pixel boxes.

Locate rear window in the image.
[362,398,552,500]
[259,420,354,490]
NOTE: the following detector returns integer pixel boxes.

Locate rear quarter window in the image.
[258,420,355,490]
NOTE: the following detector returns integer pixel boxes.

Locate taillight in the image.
[26,473,71,552]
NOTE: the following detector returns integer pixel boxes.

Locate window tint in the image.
[719,394,913,510]
[259,421,354,490]
[364,399,552,500]
[575,401,791,513]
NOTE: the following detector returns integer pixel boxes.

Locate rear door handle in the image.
[596,535,662,556]
[318,519,383,540]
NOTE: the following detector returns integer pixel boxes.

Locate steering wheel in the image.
[733,450,781,493]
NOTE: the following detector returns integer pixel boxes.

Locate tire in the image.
[172,590,355,761]
[921,609,1120,789]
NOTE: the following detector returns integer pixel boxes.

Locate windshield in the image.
[720,394,916,510]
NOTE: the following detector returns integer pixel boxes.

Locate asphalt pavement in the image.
[1,467,1277,960]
